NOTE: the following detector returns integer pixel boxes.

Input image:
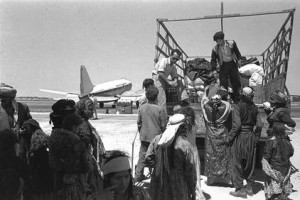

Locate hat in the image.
[213,31,225,41]
[242,87,254,96]
[0,83,17,99]
[51,99,75,114]
[269,93,286,105]
[22,119,40,129]
[158,114,185,147]
[216,88,228,100]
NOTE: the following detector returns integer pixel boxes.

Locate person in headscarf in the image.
[201,86,232,186]
[76,95,105,162]
[48,99,89,200]
[145,112,197,200]
[228,87,262,198]
[210,31,242,101]
[0,83,32,160]
[264,90,296,137]
[262,123,295,200]
[175,106,206,200]
[102,150,151,200]
[24,119,54,200]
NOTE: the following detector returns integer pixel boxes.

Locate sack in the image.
[239,63,264,77]
[0,83,17,98]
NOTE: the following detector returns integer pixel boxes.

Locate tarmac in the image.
[34,112,300,200]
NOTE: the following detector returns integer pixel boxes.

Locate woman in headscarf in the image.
[264,90,296,137]
[201,86,232,186]
[262,123,295,200]
[102,150,150,200]
[146,112,197,200]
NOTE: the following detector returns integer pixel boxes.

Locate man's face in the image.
[216,39,225,46]
[171,52,180,64]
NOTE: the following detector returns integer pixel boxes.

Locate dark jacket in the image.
[211,40,242,68]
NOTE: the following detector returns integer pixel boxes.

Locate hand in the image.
[170,81,178,87]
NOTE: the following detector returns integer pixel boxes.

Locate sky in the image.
[0,0,300,98]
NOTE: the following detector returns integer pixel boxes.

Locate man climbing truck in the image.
[153,7,295,171]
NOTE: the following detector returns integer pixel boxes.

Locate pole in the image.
[221,1,224,31]
[131,130,139,176]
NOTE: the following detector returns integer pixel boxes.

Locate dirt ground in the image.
[34,112,300,200]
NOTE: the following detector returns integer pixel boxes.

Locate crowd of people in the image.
[0,31,297,200]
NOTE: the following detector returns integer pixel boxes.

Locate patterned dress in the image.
[202,97,232,185]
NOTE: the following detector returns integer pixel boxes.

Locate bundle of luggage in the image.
[238,57,265,87]
[0,83,17,98]
[184,58,214,91]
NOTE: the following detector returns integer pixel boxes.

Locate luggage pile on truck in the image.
[154,8,295,170]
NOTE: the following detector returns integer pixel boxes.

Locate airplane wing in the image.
[39,89,79,95]
[93,96,119,103]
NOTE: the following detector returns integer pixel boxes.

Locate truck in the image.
[154,5,295,170]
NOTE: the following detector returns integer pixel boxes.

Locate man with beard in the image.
[228,87,262,198]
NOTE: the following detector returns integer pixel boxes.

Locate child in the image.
[135,86,167,182]
[262,123,294,200]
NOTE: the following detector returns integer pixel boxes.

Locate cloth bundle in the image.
[239,63,265,86]
[184,58,213,90]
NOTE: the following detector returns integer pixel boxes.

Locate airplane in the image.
[40,65,132,108]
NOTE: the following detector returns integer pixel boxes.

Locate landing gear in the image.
[136,101,139,109]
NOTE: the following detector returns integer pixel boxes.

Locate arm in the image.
[278,111,296,128]
[137,109,142,132]
[159,108,167,133]
[263,140,274,162]
[232,40,242,60]
[254,109,263,138]
[227,104,241,143]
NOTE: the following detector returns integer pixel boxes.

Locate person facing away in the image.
[138,78,155,107]
[102,150,151,200]
[262,123,295,200]
[135,86,167,182]
[210,31,242,101]
[152,49,182,114]
[228,86,262,198]
[145,113,197,200]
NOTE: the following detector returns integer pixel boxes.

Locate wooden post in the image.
[221,1,224,31]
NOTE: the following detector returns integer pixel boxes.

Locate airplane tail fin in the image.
[80,65,94,96]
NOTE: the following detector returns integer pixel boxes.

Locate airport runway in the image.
[32,112,300,200]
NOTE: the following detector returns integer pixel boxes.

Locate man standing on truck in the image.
[211,31,242,101]
[227,87,262,198]
[152,49,182,113]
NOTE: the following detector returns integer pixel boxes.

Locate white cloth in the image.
[158,114,185,148]
[239,63,264,77]
[249,72,263,86]
[102,157,131,175]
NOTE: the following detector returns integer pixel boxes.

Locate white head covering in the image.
[242,87,254,96]
[102,157,131,175]
[158,114,185,147]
